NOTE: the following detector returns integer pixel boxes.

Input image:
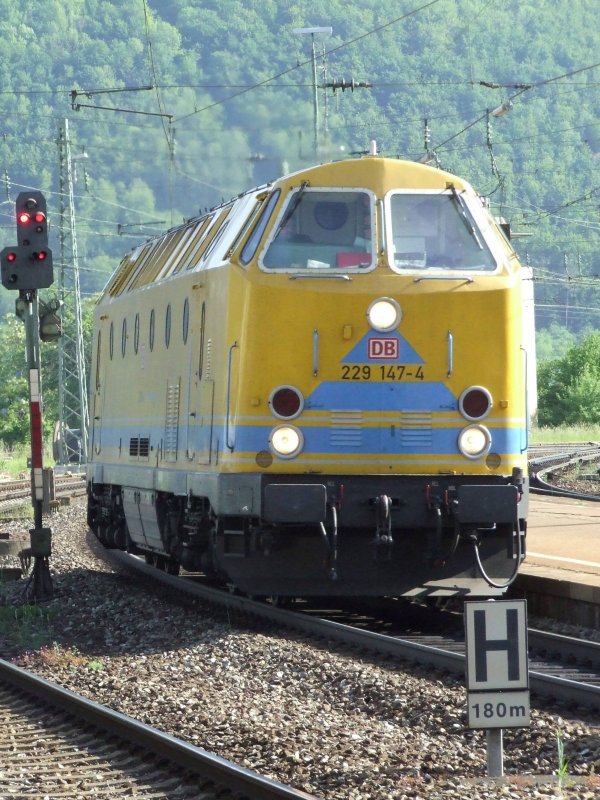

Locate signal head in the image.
[15,191,49,248]
[2,193,53,289]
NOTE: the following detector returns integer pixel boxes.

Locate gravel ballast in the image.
[1,500,599,800]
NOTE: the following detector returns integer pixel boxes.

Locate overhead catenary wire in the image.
[427,61,600,155]
[175,0,446,124]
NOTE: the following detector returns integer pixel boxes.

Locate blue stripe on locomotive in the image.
[305,380,456,411]
[98,421,524,458]
[98,379,524,458]
[235,423,524,456]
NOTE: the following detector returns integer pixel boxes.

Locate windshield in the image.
[262,189,374,271]
[388,192,497,271]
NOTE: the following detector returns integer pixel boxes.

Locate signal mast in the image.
[1,191,54,600]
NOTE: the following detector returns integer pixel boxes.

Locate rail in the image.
[0,657,318,800]
[103,548,600,712]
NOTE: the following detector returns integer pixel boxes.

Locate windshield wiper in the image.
[274,180,309,237]
[449,186,483,250]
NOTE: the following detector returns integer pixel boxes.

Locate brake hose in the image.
[470,515,523,590]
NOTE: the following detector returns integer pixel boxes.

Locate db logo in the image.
[368,338,399,359]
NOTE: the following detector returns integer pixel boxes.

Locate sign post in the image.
[464,600,530,776]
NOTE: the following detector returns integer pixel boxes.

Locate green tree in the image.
[0,314,29,445]
[537,333,600,426]
[536,322,576,362]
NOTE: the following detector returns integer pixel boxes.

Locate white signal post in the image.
[29,366,44,501]
[22,292,53,600]
[464,600,530,777]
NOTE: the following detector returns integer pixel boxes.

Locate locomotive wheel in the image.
[166,559,180,575]
[270,596,295,609]
[97,524,110,546]
[144,553,155,566]
[113,524,127,550]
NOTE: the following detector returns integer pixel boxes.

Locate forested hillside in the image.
[0,0,598,341]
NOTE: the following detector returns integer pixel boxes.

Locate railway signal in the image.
[0,190,54,599]
[38,297,63,342]
[1,191,54,291]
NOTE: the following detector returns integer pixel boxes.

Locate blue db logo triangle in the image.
[342,331,424,364]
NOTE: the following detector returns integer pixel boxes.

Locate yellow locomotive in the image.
[87,146,529,597]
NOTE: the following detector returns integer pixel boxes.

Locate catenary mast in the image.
[57,118,89,465]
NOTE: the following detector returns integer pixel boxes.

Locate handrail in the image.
[414,276,474,283]
[225,341,238,451]
[289,273,351,281]
[521,344,528,453]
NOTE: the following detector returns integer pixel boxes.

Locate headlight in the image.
[457,425,491,459]
[459,386,492,420]
[269,425,304,459]
[367,297,401,332]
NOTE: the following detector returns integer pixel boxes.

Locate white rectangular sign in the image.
[467,690,531,728]
[464,600,529,691]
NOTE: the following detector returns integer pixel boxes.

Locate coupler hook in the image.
[319,503,339,581]
[373,494,394,561]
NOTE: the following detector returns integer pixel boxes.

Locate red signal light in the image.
[18,211,31,225]
[7,252,17,262]
[34,211,46,224]
[35,251,48,261]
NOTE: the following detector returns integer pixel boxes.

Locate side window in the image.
[187,210,231,270]
[240,190,280,265]
[121,240,160,294]
[200,219,230,265]
[107,250,142,297]
[121,318,127,357]
[173,217,213,274]
[149,309,155,352]
[95,331,101,391]
[165,303,171,349]
[182,298,189,344]
[226,196,266,258]
[134,312,140,354]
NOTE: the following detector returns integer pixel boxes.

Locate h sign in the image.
[464,600,528,691]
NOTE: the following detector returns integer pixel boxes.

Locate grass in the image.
[0,603,55,651]
[0,605,106,672]
[0,442,54,479]
[530,424,600,445]
[16,643,105,672]
[555,730,569,789]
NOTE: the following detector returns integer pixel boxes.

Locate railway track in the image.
[0,471,86,515]
[0,657,317,800]
[2,453,599,719]
[102,548,600,714]
[528,442,600,498]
